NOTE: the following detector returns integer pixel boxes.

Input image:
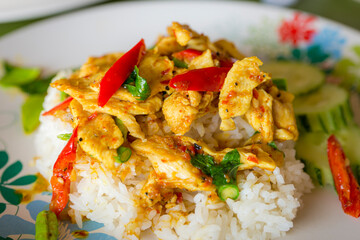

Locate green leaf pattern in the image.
[0,151,38,214]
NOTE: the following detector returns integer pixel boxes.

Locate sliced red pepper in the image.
[219,58,235,68]
[172,49,203,61]
[169,67,230,91]
[327,135,360,218]
[42,97,73,116]
[50,126,78,217]
[98,39,146,107]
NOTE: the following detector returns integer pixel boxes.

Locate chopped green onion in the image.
[115,118,128,138]
[173,57,188,68]
[272,78,287,91]
[217,184,239,201]
[268,141,279,150]
[114,146,132,163]
[57,133,72,141]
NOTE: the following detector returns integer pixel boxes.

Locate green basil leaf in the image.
[22,94,45,134]
[210,165,228,187]
[190,154,215,176]
[220,149,241,173]
[123,66,151,101]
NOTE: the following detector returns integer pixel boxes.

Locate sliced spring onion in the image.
[57,133,72,141]
[173,57,188,68]
[115,118,128,138]
[114,146,132,163]
[217,184,239,201]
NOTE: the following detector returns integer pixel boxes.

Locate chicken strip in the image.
[219,57,271,131]
[69,100,123,169]
[131,136,214,192]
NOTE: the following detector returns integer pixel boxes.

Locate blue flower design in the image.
[0,200,116,239]
[308,27,346,60]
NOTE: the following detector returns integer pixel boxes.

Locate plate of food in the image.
[0,1,360,239]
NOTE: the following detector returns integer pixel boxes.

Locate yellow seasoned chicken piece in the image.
[131,136,214,192]
[188,49,215,70]
[138,51,174,96]
[69,100,123,169]
[163,91,198,135]
[219,57,271,131]
[51,77,162,139]
[213,39,245,60]
[267,85,298,141]
[171,22,193,46]
[154,36,185,56]
[245,89,274,142]
[179,136,279,171]
[162,91,215,135]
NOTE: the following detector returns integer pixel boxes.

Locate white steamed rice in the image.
[35,71,313,240]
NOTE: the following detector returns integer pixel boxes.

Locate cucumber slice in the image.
[295,131,333,186]
[295,126,360,186]
[261,61,325,95]
[293,84,353,133]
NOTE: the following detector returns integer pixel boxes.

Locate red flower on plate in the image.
[278,12,316,46]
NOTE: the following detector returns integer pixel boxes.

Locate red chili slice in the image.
[42,97,73,116]
[98,39,146,107]
[327,135,360,218]
[169,67,231,92]
[172,49,203,61]
[49,126,78,216]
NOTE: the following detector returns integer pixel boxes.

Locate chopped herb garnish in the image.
[124,66,151,101]
[190,154,215,176]
[173,57,188,69]
[190,149,242,201]
[115,117,128,138]
[57,133,72,141]
[114,146,132,163]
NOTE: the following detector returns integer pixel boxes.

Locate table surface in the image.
[0,0,359,38]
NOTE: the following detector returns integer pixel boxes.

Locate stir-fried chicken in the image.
[69,100,123,169]
[219,56,271,131]
[131,136,214,192]
[51,77,162,139]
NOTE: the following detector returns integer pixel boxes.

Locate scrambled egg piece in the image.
[219,56,271,131]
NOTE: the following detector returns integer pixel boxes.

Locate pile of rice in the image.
[35,71,313,240]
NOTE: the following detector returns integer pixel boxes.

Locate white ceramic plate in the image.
[1,1,360,239]
[0,0,105,23]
